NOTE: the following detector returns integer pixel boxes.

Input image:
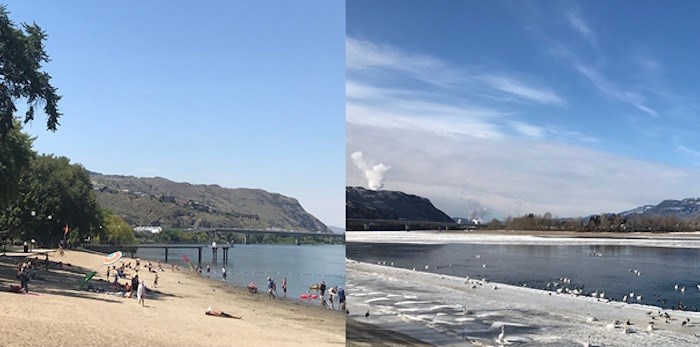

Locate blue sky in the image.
[5,1,345,227]
[347,0,700,219]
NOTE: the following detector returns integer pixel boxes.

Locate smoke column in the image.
[351,151,391,190]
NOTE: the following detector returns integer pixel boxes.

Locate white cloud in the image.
[346,37,464,87]
[347,122,700,219]
[347,37,565,106]
[574,64,659,117]
[480,74,565,105]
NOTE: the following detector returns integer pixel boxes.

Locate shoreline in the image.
[0,249,345,347]
[346,230,700,248]
[346,260,700,347]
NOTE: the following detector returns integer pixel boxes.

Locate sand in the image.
[0,249,344,347]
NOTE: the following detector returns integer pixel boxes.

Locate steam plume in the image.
[351,151,391,190]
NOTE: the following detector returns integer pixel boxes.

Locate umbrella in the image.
[103,251,123,266]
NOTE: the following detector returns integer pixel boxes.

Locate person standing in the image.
[131,274,139,298]
[282,277,287,297]
[153,273,159,288]
[221,267,227,282]
[267,277,275,299]
[206,265,211,277]
[338,287,346,312]
[328,286,337,310]
[137,279,146,306]
[319,281,327,306]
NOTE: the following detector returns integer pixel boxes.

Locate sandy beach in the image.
[0,249,345,347]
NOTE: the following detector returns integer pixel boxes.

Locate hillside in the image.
[621,198,700,220]
[90,173,330,233]
[346,186,454,223]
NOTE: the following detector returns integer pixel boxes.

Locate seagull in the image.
[496,325,505,344]
[675,284,679,290]
[607,320,619,330]
[582,335,592,347]
[646,322,654,332]
[365,310,370,318]
[681,287,686,294]
[586,314,597,323]
[623,295,628,302]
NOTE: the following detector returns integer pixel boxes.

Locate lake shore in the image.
[346,230,700,248]
[0,249,345,347]
[347,260,700,347]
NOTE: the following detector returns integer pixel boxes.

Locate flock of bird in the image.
[369,256,700,345]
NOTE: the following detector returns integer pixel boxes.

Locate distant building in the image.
[134,226,162,234]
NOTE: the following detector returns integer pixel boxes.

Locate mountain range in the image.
[90,173,331,233]
[621,198,700,220]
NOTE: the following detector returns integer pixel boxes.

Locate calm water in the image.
[347,242,700,311]
[136,244,344,302]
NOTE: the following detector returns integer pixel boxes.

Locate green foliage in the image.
[0,5,62,134]
[103,211,136,244]
[3,154,101,246]
[0,121,34,211]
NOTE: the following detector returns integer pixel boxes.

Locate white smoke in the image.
[351,151,391,190]
[465,199,491,221]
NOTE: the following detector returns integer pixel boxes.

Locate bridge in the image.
[198,228,344,245]
[83,228,344,265]
[84,243,223,264]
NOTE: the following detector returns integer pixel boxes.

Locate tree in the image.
[0,5,62,134]
[103,212,136,245]
[7,155,100,246]
[0,121,34,212]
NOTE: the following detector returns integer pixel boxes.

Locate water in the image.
[347,242,700,311]
[135,244,344,302]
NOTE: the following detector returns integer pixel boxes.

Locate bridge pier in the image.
[211,246,218,263]
[221,246,228,263]
[197,247,202,265]
[164,247,169,263]
[244,234,250,244]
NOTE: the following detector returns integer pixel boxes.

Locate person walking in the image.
[282,277,287,297]
[222,267,227,282]
[137,279,146,306]
[153,273,159,288]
